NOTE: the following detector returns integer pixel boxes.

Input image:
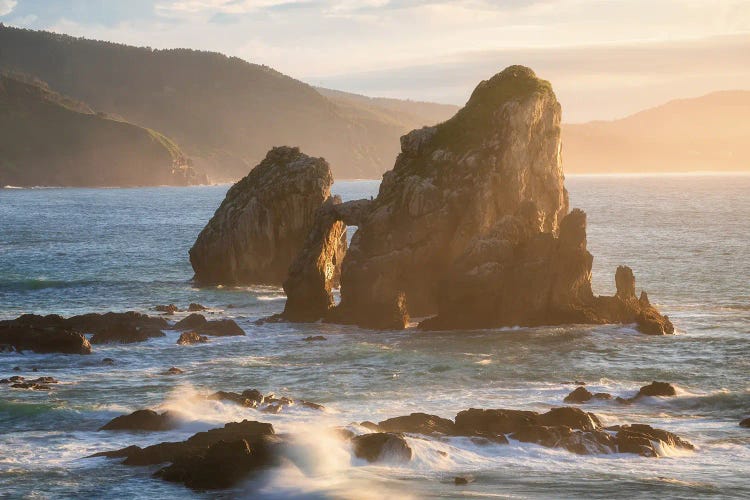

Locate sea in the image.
[0,174,748,499]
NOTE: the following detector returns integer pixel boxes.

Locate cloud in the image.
[0,0,17,17]
[310,34,750,121]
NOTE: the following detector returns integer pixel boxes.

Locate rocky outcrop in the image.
[100,409,179,431]
[278,197,348,322]
[177,332,209,345]
[172,314,244,336]
[189,146,338,285]
[377,413,456,435]
[637,381,677,398]
[0,315,92,354]
[267,65,669,334]
[351,432,413,463]
[326,66,567,329]
[91,419,279,490]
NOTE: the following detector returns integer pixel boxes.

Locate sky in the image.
[1,0,749,121]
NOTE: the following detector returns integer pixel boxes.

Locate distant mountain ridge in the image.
[563,90,750,173]
[0,73,203,187]
[0,25,457,182]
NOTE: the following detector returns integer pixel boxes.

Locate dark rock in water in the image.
[593,393,613,400]
[101,358,115,365]
[377,413,456,435]
[11,382,51,390]
[564,386,593,404]
[173,313,206,330]
[156,438,278,490]
[155,304,181,314]
[536,407,601,431]
[740,418,750,428]
[454,476,471,485]
[511,425,616,455]
[637,381,677,397]
[187,303,207,312]
[300,401,325,411]
[100,409,179,431]
[454,408,537,436]
[615,424,694,457]
[351,433,412,463]
[163,367,184,375]
[92,420,276,471]
[177,331,209,345]
[303,335,327,342]
[189,146,337,286]
[173,314,244,336]
[0,314,92,354]
[12,366,20,371]
[61,312,169,344]
[202,319,244,336]
[208,391,260,408]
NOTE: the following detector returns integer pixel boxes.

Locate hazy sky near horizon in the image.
[1,0,749,121]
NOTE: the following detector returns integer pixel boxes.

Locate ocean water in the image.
[0,175,748,499]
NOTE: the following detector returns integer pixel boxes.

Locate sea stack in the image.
[294,65,672,333]
[329,65,568,328]
[189,146,344,285]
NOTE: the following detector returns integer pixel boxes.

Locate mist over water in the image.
[0,175,748,498]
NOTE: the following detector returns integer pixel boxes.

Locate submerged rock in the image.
[163,367,184,375]
[100,409,179,431]
[303,335,327,342]
[740,418,750,428]
[351,432,413,463]
[187,303,207,312]
[189,146,337,285]
[0,314,92,354]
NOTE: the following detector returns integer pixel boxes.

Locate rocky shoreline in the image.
[88,401,697,491]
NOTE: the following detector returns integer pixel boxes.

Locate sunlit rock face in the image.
[189,146,336,285]
[331,66,568,329]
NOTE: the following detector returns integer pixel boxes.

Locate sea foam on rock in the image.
[189,146,343,285]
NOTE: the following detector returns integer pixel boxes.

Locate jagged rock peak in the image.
[330,66,567,328]
[189,146,335,285]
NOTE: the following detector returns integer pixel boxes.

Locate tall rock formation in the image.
[283,65,672,335]
[330,66,568,329]
[189,147,340,285]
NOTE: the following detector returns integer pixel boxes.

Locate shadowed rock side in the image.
[279,198,371,322]
[419,210,674,333]
[328,66,569,329]
[189,146,337,285]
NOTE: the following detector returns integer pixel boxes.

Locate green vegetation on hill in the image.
[0,25,457,181]
[0,74,204,187]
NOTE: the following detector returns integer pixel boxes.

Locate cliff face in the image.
[332,66,568,328]
[189,147,337,285]
[0,75,203,187]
